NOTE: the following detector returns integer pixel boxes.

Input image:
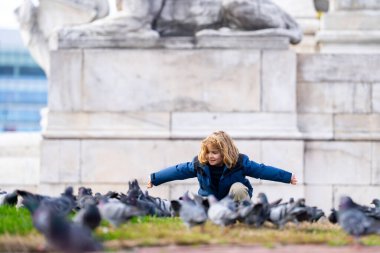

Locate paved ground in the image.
[128,245,380,253]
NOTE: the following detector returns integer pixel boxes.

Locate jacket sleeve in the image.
[150,161,197,186]
[241,154,292,184]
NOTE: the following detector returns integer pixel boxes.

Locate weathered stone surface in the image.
[82,49,261,112]
[335,114,380,140]
[171,112,302,139]
[332,0,380,11]
[169,183,202,199]
[297,82,371,113]
[272,0,316,18]
[262,50,296,112]
[297,113,333,139]
[316,31,380,53]
[49,50,83,111]
[305,185,333,214]
[253,184,305,202]
[0,158,39,185]
[0,133,40,156]
[43,112,171,138]
[333,186,380,208]
[297,54,380,82]
[305,141,371,184]
[196,33,289,49]
[372,142,380,185]
[0,133,40,186]
[261,141,304,183]
[80,140,199,183]
[373,83,380,112]
[52,29,161,49]
[235,140,261,162]
[40,140,81,183]
[322,11,380,30]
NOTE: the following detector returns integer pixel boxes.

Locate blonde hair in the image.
[198,131,239,169]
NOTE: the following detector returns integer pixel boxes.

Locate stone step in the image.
[332,0,380,11]
[322,11,380,30]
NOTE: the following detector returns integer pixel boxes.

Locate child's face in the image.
[206,144,223,167]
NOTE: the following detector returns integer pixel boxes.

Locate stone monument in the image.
[6,0,380,214]
[34,0,304,196]
[317,0,380,53]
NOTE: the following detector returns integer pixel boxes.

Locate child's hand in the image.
[147,181,153,188]
[290,174,297,185]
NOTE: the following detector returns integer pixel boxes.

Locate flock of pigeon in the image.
[0,180,380,252]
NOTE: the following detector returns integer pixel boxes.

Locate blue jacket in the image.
[150,154,292,200]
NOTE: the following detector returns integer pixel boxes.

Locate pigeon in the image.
[32,202,103,252]
[268,197,308,229]
[75,187,97,211]
[238,193,272,228]
[372,199,380,208]
[338,196,380,240]
[238,192,281,228]
[122,180,167,217]
[170,191,208,229]
[293,199,325,223]
[0,190,18,206]
[17,187,76,217]
[144,190,172,217]
[328,208,338,224]
[73,203,101,231]
[238,199,263,227]
[207,194,239,227]
[98,197,144,227]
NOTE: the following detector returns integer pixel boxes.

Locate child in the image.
[147,131,297,201]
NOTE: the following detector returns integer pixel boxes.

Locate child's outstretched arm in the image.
[147,161,197,189]
[241,154,293,184]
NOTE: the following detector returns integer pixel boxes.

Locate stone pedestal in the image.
[317,0,380,53]
[273,0,319,53]
[40,34,301,195]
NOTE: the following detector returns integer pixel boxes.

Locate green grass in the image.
[0,206,34,235]
[1,206,380,251]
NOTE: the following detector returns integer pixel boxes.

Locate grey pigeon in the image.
[372,199,380,208]
[338,196,380,240]
[17,187,76,217]
[98,198,144,227]
[238,192,273,227]
[207,194,239,227]
[32,202,103,252]
[75,187,97,211]
[268,197,307,229]
[293,198,325,223]
[237,199,261,227]
[0,190,18,206]
[144,190,172,217]
[171,191,208,229]
[122,180,168,217]
[328,208,338,224]
[73,203,101,231]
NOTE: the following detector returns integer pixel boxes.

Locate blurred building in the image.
[0,28,47,132]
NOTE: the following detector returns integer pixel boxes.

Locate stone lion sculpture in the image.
[15,0,109,75]
[16,0,302,72]
[59,0,302,45]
